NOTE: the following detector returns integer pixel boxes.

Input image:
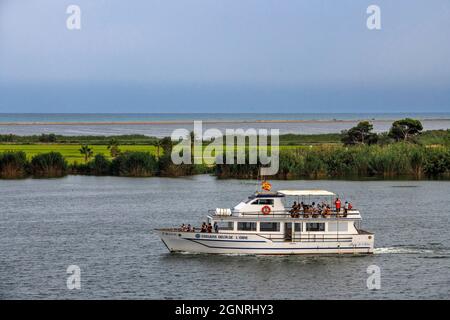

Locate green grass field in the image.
[1,130,448,165]
[0,144,157,164]
[1,130,447,165]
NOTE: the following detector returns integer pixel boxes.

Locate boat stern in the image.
[353,229,375,254]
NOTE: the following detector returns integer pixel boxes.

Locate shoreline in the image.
[2,173,449,181]
[1,118,450,126]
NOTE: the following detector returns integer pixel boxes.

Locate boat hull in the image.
[156,230,374,255]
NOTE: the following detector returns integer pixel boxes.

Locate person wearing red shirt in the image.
[335,198,341,213]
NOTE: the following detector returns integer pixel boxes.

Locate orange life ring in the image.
[261,205,271,215]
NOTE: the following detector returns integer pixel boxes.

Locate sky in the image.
[0,0,449,113]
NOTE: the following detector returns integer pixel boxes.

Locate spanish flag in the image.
[261,180,272,191]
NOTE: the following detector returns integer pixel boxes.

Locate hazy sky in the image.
[0,0,449,113]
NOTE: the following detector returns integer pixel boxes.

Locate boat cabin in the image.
[232,191,286,216]
[209,189,363,241]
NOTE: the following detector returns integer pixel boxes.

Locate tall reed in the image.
[215,143,450,179]
[30,152,68,178]
[0,151,28,179]
[111,151,158,177]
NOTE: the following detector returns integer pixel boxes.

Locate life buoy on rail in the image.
[261,205,271,215]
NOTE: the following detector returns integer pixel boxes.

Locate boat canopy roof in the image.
[250,192,285,198]
[278,190,336,197]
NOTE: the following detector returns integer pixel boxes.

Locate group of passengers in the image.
[180,222,219,233]
[289,201,331,217]
[289,198,352,218]
[200,222,219,233]
[180,224,193,232]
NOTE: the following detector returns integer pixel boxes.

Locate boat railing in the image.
[210,209,359,219]
[158,227,213,233]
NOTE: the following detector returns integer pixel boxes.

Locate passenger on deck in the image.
[180,224,186,231]
[305,203,313,213]
[187,224,192,232]
[316,202,321,212]
[302,203,309,217]
[344,201,349,214]
[207,223,213,233]
[289,201,298,215]
[318,202,326,214]
[201,222,207,233]
[323,205,331,216]
[289,202,299,217]
[335,198,341,213]
[213,222,219,233]
[311,202,319,217]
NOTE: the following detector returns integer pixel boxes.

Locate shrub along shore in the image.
[216,143,450,179]
[0,121,449,180]
[1,142,449,180]
[0,150,207,179]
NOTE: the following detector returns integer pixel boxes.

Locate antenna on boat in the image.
[256,165,267,192]
[258,166,273,193]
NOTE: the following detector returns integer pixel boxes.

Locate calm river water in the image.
[0,175,449,299]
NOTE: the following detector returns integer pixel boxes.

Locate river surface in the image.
[0,175,449,299]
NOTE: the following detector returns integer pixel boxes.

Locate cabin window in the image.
[216,221,234,231]
[251,199,274,205]
[259,222,280,232]
[237,222,257,231]
[328,222,348,232]
[245,197,256,203]
[294,223,302,232]
[306,223,325,232]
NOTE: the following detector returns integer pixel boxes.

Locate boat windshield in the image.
[244,196,256,203]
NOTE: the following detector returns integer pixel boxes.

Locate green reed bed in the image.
[216,143,450,179]
[1,143,449,179]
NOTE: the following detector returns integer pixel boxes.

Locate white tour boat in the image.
[156,183,374,255]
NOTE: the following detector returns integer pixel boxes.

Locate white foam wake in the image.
[374,247,433,254]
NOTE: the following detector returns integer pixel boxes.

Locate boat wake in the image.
[374,247,434,255]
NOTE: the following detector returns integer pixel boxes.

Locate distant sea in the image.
[0,113,449,137]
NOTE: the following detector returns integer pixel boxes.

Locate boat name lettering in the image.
[198,234,233,239]
[196,234,248,240]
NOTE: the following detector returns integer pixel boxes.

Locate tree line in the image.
[340,118,424,145]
